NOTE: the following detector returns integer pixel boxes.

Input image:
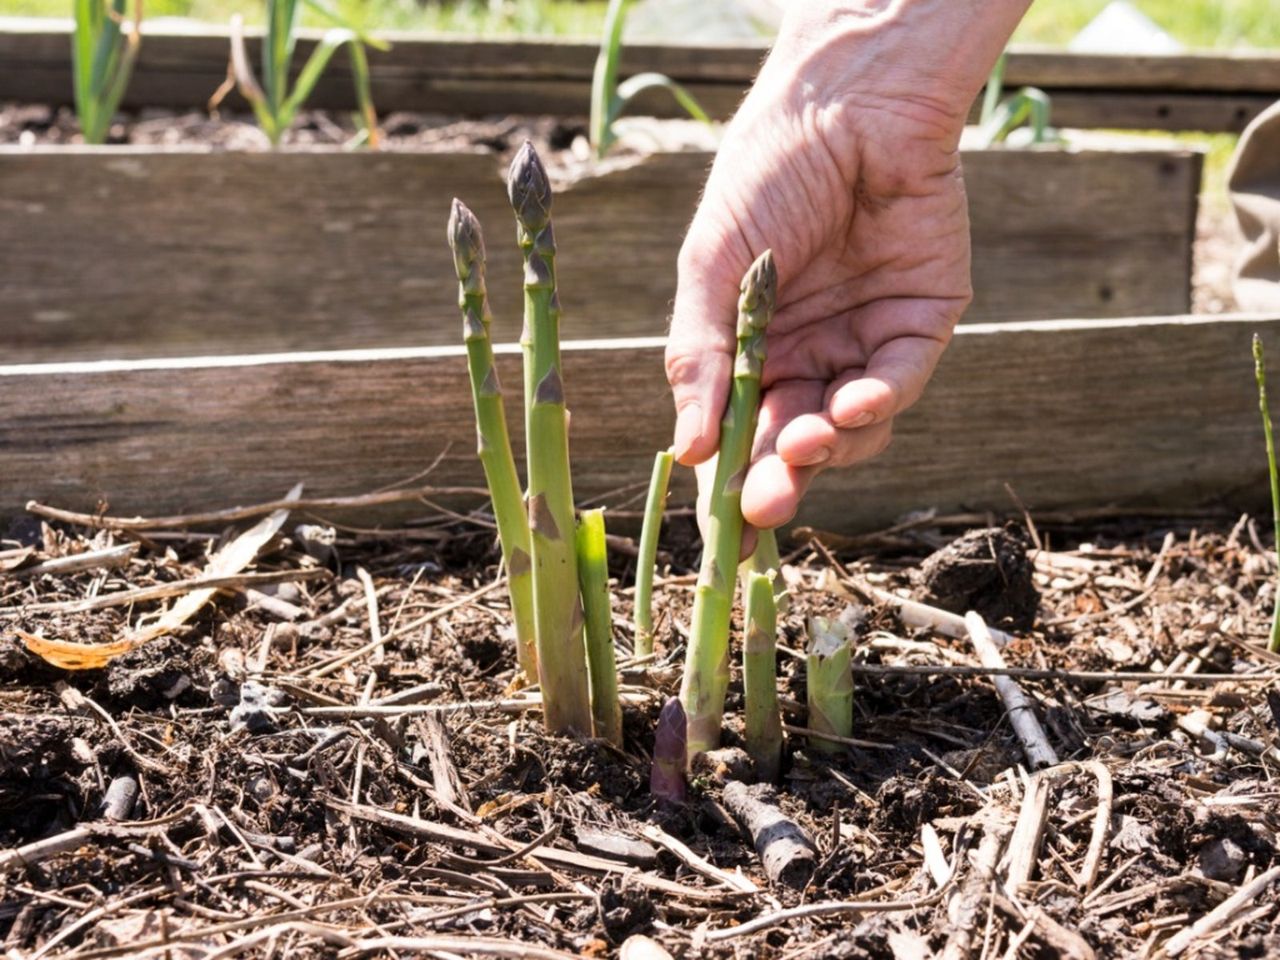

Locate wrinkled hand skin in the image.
[668,0,1031,531]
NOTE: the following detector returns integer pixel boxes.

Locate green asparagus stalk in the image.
[1252,334,1280,653]
[679,250,777,759]
[743,570,782,781]
[508,141,593,735]
[742,526,789,615]
[634,448,675,658]
[447,199,538,682]
[576,508,622,745]
[806,616,853,754]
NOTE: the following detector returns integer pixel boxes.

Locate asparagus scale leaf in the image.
[679,249,777,759]
[446,199,538,682]
[510,142,594,735]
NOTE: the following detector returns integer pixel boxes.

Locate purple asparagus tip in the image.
[651,696,688,803]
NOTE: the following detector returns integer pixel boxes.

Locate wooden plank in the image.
[0,22,1275,131]
[0,315,1271,532]
[0,146,1198,362]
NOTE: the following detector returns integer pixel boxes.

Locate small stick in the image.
[1162,864,1280,956]
[7,543,139,579]
[847,664,1280,685]
[1079,760,1113,893]
[942,822,1012,960]
[1003,771,1052,893]
[355,566,385,665]
[965,612,1058,769]
[24,484,490,531]
[850,581,1017,648]
[639,824,758,894]
[9,568,325,615]
[721,780,817,889]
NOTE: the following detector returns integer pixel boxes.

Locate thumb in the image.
[665,222,751,465]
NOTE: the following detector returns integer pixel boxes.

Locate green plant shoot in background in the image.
[1251,334,1280,653]
[974,52,1056,148]
[215,0,387,147]
[73,0,142,144]
[589,0,710,158]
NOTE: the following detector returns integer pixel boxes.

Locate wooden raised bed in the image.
[2,19,1277,133]
[1,314,1271,532]
[0,144,1201,362]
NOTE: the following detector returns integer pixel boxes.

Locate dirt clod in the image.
[918,524,1040,630]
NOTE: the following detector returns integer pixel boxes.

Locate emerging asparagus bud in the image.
[651,696,688,803]
[806,616,854,754]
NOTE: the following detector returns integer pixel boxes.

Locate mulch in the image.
[1,492,1278,959]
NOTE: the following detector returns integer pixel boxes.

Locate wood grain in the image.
[0,315,1271,533]
[0,146,1199,361]
[0,22,1275,130]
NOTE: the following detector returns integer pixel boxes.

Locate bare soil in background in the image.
[1,498,1277,959]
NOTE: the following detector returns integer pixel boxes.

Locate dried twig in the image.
[965,612,1058,769]
[1162,865,1280,956]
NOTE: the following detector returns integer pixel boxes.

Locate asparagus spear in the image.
[742,526,789,615]
[651,696,687,803]
[508,141,593,735]
[679,249,777,759]
[743,570,782,781]
[446,199,538,681]
[1254,335,1280,653]
[576,508,623,745]
[634,448,675,658]
[806,615,853,754]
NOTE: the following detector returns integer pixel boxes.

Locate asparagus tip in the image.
[507,140,553,231]
[739,249,777,319]
[447,198,485,270]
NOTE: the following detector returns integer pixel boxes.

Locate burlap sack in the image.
[1230,100,1280,310]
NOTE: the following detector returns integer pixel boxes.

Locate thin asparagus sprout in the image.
[446,199,538,682]
[509,141,593,735]
[679,250,777,759]
[577,508,622,745]
[651,696,687,803]
[743,526,789,615]
[634,448,675,658]
[1253,334,1280,653]
[806,616,853,754]
[743,570,782,782]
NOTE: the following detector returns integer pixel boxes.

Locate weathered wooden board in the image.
[0,145,1199,362]
[0,315,1271,533]
[1,21,1276,131]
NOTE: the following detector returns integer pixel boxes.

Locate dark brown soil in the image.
[1,502,1278,959]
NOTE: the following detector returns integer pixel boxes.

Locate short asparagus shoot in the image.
[634,448,675,658]
[576,508,622,745]
[1252,334,1280,653]
[651,696,688,803]
[743,570,783,781]
[743,526,789,615]
[806,616,853,754]
[446,199,538,682]
[509,142,594,735]
[679,250,777,759]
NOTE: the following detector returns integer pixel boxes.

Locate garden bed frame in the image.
[0,145,1201,362]
[2,18,1277,133]
[1,314,1272,533]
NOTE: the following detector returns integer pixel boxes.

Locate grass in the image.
[7,0,1278,47]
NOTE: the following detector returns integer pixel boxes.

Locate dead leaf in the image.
[19,484,301,670]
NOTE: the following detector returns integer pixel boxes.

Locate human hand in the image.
[667,0,1029,531]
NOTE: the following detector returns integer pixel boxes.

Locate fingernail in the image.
[836,410,875,429]
[799,447,832,466]
[673,403,702,460]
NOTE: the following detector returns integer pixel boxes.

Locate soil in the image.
[1,501,1278,958]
